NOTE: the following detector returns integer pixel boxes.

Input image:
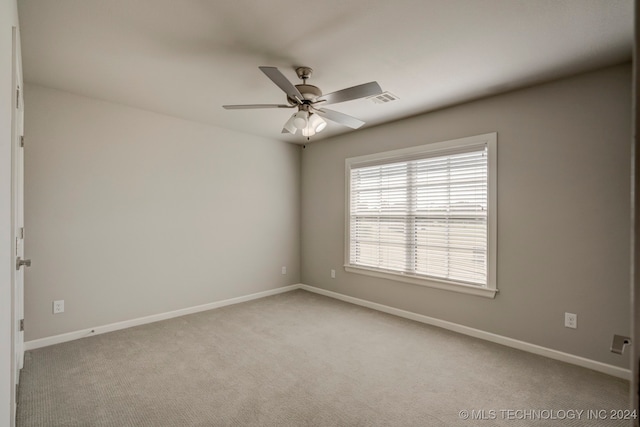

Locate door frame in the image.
[9,23,24,427]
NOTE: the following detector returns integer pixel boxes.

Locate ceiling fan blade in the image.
[315,108,365,129]
[315,81,382,106]
[223,104,294,109]
[259,66,304,103]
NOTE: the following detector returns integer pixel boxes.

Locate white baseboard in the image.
[24,284,302,351]
[300,284,631,380]
[25,282,631,380]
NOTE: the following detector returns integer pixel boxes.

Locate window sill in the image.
[344,265,498,299]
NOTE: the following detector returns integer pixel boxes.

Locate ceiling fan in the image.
[223,66,383,139]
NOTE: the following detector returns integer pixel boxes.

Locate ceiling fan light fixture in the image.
[283,114,297,134]
[302,124,316,137]
[308,113,327,132]
[293,110,309,129]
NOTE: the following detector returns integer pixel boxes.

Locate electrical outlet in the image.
[331,269,336,279]
[53,300,64,314]
[564,312,577,329]
[281,266,287,275]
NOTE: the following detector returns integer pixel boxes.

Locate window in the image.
[345,133,497,298]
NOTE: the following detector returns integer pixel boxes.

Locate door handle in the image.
[16,257,31,270]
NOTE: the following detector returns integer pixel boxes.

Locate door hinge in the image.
[19,227,24,239]
[20,136,24,148]
[19,319,24,332]
[16,86,20,109]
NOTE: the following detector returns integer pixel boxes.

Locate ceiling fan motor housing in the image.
[288,84,322,105]
[287,66,322,105]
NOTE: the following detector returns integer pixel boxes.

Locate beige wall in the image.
[24,84,301,341]
[23,64,633,369]
[301,64,632,368]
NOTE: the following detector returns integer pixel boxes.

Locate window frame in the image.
[344,133,498,298]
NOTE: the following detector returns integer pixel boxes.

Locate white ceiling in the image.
[18,0,633,144]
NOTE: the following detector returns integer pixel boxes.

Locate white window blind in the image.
[347,134,496,292]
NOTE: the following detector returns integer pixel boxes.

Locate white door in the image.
[13,89,24,374]
[11,24,26,402]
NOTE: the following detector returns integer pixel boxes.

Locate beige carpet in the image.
[17,289,629,426]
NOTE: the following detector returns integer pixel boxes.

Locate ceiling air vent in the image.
[368,92,399,104]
